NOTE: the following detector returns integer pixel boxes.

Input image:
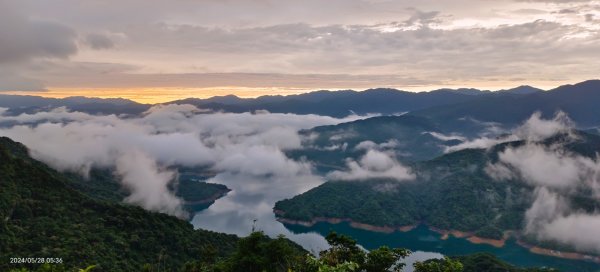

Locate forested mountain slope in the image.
[276,131,600,256]
[0,137,238,271]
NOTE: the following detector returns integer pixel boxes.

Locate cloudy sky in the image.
[1,0,599,102]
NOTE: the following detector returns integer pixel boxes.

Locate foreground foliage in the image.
[143,230,443,272]
[8,230,558,272]
[0,137,565,272]
[0,137,237,271]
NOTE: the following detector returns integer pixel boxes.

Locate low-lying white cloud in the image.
[488,144,585,189]
[424,131,467,142]
[328,149,415,181]
[538,213,600,254]
[446,137,510,153]
[116,150,185,217]
[524,187,569,233]
[0,105,367,217]
[354,139,399,151]
[484,111,600,253]
[514,111,574,141]
[523,187,600,254]
[446,111,573,153]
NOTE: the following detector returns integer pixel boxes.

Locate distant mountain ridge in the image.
[0,94,151,115]
[166,84,548,117]
[275,129,600,259]
[412,80,600,129]
[170,88,489,117]
[2,80,599,129]
[287,115,460,173]
[498,85,543,95]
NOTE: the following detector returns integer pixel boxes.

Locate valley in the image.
[3,80,600,271]
[3,1,600,270]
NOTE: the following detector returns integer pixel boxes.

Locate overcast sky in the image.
[1,0,599,102]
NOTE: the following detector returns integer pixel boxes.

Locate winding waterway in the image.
[191,174,600,272]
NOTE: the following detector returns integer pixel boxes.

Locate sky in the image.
[1,0,599,103]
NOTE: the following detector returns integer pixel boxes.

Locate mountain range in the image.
[2,79,600,271]
[276,130,600,259]
[0,136,557,272]
[2,80,597,130]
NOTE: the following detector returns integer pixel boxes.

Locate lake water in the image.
[191,174,600,272]
[285,222,600,272]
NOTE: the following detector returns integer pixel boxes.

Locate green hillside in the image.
[288,115,460,173]
[64,167,230,215]
[275,131,600,255]
[412,80,600,130]
[0,137,238,271]
[0,136,563,272]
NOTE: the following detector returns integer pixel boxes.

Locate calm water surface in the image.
[285,223,600,272]
[191,175,600,272]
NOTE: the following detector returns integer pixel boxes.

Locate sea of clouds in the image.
[483,113,600,254]
[0,104,371,217]
[2,105,599,254]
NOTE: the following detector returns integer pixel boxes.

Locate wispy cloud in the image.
[0,105,368,216]
[2,0,600,93]
[484,112,600,253]
[328,149,415,181]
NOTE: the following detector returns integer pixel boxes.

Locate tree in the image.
[414,257,463,272]
[304,255,359,272]
[363,246,410,272]
[222,231,302,272]
[317,232,411,272]
[78,265,98,272]
[319,232,366,267]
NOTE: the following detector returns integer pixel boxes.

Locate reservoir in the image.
[190,173,600,272]
[284,222,600,272]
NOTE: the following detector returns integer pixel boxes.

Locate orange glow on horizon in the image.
[0,80,569,104]
[1,87,318,104]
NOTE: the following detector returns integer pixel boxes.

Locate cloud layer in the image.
[484,112,600,253]
[0,105,366,216]
[446,111,574,153]
[328,149,415,181]
[1,0,600,93]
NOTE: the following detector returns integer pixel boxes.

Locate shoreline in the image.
[516,240,600,263]
[273,212,417,233]
[184,189,231,205]
[275,211,600,263]
[428,227,507,248]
